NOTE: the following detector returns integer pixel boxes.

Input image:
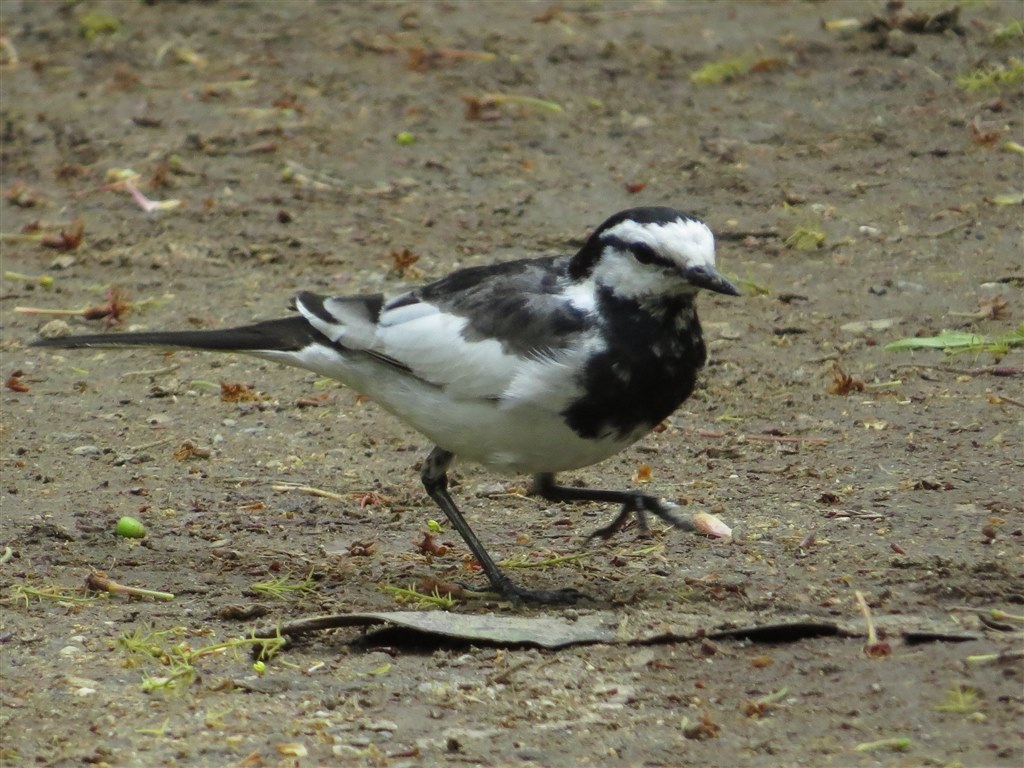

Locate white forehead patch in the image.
[602,217,716,270]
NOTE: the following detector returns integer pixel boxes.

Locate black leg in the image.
[420,447,589,605]
[532,473,697,540]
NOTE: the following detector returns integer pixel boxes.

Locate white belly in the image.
[257,346,640,474]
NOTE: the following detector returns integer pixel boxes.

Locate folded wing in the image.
[295,256,595,403]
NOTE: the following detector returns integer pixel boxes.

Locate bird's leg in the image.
[532,473,697,540]
[420,447,589,605]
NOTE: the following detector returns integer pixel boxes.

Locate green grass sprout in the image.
[79,10,121,40]
[724,272,770,296]
[935,685,981,714]
[483,93,563,113]
[784,225,826,251]
[691,55,753,85]
[250,571,318,601]
[957,57,1024,91]
[381,583,457,608]
[988,609,1024,624]
[118,625,188,664]
[991,191,1024,205]
[965,648,1024,666]
[4,271,54,289]
[853,737,911,753]
[119,624,286,691]
[990,20,1024,47]
[135,718,171,737]
[8,584,98,608]
[885,325,1024,360]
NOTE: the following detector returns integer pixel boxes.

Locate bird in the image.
[32,206,740,604]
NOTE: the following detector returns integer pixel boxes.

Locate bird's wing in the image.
[295,257,594,400]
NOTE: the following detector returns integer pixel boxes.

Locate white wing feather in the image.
[298,294,528,400]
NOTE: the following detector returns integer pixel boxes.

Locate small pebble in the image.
[39,319,73,339]
[895,280,926,293]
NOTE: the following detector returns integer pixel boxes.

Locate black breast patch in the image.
[561,291,707,440]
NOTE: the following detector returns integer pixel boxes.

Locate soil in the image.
[1,1,1022,766]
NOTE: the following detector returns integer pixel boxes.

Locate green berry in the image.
[115,516,146,539]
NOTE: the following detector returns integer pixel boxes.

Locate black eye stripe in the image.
[631,243,659,264]
[603,235,671,267]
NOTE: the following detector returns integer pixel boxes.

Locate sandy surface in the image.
[2,1,1022,766]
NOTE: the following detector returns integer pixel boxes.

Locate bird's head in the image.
[570,207,740,300]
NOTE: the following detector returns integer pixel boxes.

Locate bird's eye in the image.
[631,243,658,265]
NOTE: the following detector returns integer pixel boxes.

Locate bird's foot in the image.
[587,497,701,540]
[457,576,591,605]
[503,584,592,605]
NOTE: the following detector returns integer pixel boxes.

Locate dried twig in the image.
[912,219,973,238]
[0,218,84,250]
[856,590,890,658]
[271,483,349,503]
[16,287,131,327]
[896,363,1022,378]
[86,571,174,601]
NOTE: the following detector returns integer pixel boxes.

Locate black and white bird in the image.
[33,207,740,604]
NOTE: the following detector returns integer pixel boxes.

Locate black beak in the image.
[686,265,741,296]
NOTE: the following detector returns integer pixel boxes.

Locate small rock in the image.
[332,746,363,758]
[72,445,102,457]
[474,482,511,498]
[895,280,926,293]
[362,719,398,732]
[275,743,307,757]
[840,318,900,334]
[629,114,653,130]
[886,29,917,57]
[65,675,98,696]
[39,319,73,339]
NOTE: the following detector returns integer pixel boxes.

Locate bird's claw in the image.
[506,585,592,605]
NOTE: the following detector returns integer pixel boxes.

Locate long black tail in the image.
[30,316,319,353]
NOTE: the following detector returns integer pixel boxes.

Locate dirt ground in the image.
[1,1,1022,766]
